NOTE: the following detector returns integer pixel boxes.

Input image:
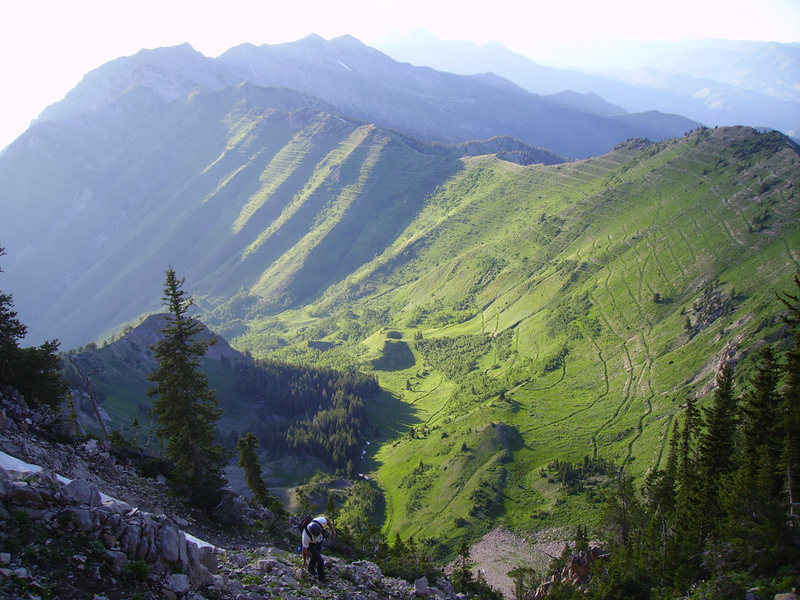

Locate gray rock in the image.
[177,531,188,569]
[67,506,93,530]
[166,573,191,594]
[227,552,248,567]
[173,515,189,528]
[120,523,141,557]
[199,545,219,574]
[59,479,101,507]
[105,499,134,514]
[0,469,11,500]
[189,562,212,589]
[10,482,44,508]
[160,526,181,563]
[105,549,128,573]
[256,558,281,573]
[415,575,429,595]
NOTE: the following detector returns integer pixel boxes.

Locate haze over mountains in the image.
[378,31,800,137]
[30,34,699,161]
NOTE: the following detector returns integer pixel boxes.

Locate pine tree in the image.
[672,397,704,584]
[778,274,800,524]
[452,539,475,593]
[147,268,227,510]
[739,345,782,485]
[0,246,68,409]
[697,362,738,508]
[236,432,270,507]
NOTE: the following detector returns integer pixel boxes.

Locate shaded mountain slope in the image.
[4,82,564,347]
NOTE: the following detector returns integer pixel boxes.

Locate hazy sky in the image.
[1,0,798,151]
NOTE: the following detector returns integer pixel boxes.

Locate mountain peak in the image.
[331,34,366,47]
[35,42,230,124]
[297,33,326,45]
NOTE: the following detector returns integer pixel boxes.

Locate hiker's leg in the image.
[310,544,325,580]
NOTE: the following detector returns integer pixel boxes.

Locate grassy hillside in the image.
[1,82,565,348]
[218,126,799,548]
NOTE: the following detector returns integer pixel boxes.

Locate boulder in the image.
[198,546,219,574]
[227,552,248,567]
[120,523,141,557]
[160,526,181,563]
[165,573,191,595]
[415,575,429,595]
[105,549,128,573]
[58,479,101,507]
[67,506,93,530]
[10,482,44,508]
[0,469,11,499]
[256,558,280,573]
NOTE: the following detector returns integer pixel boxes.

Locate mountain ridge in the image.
[29,35,698,160]
[376,31,800,135]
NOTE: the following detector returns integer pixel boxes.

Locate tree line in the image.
[543,275,800,599]
[227,357,379,474]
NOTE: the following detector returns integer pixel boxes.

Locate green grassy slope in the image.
[226,127,799,547]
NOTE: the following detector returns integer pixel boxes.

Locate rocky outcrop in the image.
[0,456,469,598]
[525,546,609,600]
[0,464,215,591]
[0,387,469,599]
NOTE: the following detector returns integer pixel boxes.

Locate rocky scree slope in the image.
[0,387,460,600]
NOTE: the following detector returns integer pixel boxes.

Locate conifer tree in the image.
[739,345,782,485]
[697,362,738,510]
[236,432,270,507]
[0,246,68,409]
[452,539,475,593]
[148,267,227,509]
[778,274,800,523]
[672,396,704,583]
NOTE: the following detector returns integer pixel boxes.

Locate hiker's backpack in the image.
[297,515,314,533]
[297,516,325,540]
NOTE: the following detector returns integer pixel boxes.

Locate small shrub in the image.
[123,560,149,582]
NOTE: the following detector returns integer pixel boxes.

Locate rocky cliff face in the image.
[0,387,462,599]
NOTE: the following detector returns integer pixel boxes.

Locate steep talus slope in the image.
[229,126,799,547]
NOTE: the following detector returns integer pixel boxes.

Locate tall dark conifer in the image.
[148,268,227,509]
[740,345,782,486]
[236,432,270,508]
[697,362,738,499]
[778,274,800,523]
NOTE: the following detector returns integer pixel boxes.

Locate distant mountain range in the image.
[377,31,800,136]
[31,35,697,161]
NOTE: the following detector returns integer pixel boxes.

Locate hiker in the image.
[301,515,337,582]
